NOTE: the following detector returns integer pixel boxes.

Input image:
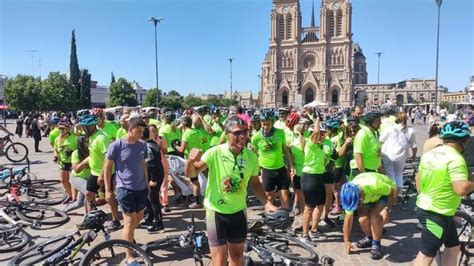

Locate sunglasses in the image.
[229,129,249,137]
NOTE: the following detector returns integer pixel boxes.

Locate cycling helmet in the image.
[319,122,327,132]
[263,210,291,230]
[381,104,397,116]
[77,110,90,118]
[286,113,300,128]
[78,114,98,126]
[340,182,361,212]
[164,111,176,122]
[58,119,71,128]
[260,110,276,121]
[346,115,359,125]
[90,108,104,117]
[50,117,61,125]
[299,118,311,125]
[440,121,471,140]
[362,111,382,123]
[81,210,108,230]
[325,118,340,130]
[251,114,261,122]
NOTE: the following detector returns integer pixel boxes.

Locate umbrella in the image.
[304,100,328,108]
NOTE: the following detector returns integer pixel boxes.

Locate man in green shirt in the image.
[185,116,277,266]
[414,121,474,266]
[353,112,383,176]
[115,113,129,140]
[159,110,182,155]
[274,107,289,129]
[251,110,295,210]
[209,109,224,147]
[48,117,61,147]
[340,172,397,260]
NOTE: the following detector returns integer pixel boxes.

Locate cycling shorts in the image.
[301,173,326,208]
[261,167,290,192]
[206,209,247,247]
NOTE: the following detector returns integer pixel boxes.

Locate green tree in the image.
[166,90,181,97]
[159,96,183,110]
[69,30,80,108]
[205,96,221,106]
[108,78,138,107]
[143,88,162,107]
[41,72,76,112]
[4,75,42,112]
[111,72,116,85]
[79,69,91,109]
[182,96,204,109]
[219,98,236,107]
[439,101,449,110]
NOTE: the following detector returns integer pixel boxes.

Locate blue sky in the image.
[1,0,473,95]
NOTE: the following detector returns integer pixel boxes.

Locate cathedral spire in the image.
[310,0,315,27]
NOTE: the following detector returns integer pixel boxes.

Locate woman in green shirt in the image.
[54,119,77,203]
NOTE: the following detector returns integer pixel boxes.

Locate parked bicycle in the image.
[0,200,68,227]
[453,194,474,265]
[1,135,28,163]
[145,214,209,266]
[79,239,152,265]
[0,208,40,253]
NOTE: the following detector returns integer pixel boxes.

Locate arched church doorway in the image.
[304,88,314,104]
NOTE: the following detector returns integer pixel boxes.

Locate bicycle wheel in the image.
[0,225,30,253]
[453,210,474,265]
[263,232,318,262]
[24,185,67,205]
[15,204,68,225]
[8,234,74,265]
[5,143,28,163]
[79,239,153,266]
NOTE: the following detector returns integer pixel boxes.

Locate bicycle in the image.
[0,207,40,253]
[8,206,108,265]
[243,220,319,265]
[401,157,420,204]
[79,239,152,265]
[145,214,209,266]
[0,162,66,205]
[453,194,474,265]
[0,200,68,226]
[1,134,28,163]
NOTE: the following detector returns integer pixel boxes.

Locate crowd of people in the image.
[4,103,474,265]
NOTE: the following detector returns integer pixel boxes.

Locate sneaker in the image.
[356,237,372,248]
[107,220,122,231]
[370,245,383,260]
[140,220,153,228]
[188,202,202,209]
[309,229,328,240]
[147,222,164,233]
[300,235,315,247]
[174,195,186,205]
[162,205,171,213]
[293,206,301,216]
[329,207,342,215]
[319,217,335,228]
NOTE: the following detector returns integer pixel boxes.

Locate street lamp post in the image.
[148,17,163,108]
[434,0,443,112]
[376,52,383,106]
[228,58,234,104]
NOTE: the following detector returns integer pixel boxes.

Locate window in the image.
[336,10,343,36]
[278,15,285,40]
[327,11,334,37]
[286,14,293,39]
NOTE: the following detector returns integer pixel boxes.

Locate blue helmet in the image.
[50,117,61,125]
[440,121,471,140]
[340,182,361,212]
[362,111,382,123]
[325,118,340,130]
[260,110,276,121]
[78,114,98,126]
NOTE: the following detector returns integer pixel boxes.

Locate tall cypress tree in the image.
[111,72,116,85]
[69,30,80,108]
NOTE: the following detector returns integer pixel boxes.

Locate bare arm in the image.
[415,172,420,193]
[355,153,365,173]
[177,141,187,153]
[343,213,355,253]
[142,159,149,185]
[452,180,474,196]
[72,157,89,173]
[249,176,277,212]
[103,159,114,193]
[184,149,208,178]
[309,117,321,143]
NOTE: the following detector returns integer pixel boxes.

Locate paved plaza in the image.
[0,120,432,265]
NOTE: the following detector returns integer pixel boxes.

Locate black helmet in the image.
[362,111,382,123]
[171,139,182,151]
[164,111,176,122]
[251,114,261,122]
[82,210,107,229]
[263,210,292,230]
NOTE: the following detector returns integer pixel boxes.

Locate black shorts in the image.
[116,187,148,213]
[333,167,344,183]
[206,209,247,247]
[59,162,72,172]
[292,175,301,190]
[86,174,115,194]
[261,167,290,192]
[351,168,376,178]
[301,173,326,208]
[417,208,460,257]
[323,171,335,184]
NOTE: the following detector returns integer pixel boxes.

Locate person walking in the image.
[15,115,23,138]
[31,114,43,152]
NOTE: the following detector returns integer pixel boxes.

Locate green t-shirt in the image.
[48,127,60,147]
[353,125,382,171]
[251,128,286,170]
[333,133,345,168]
[148,118,161,129]
[322,137,334,167]
[284,127,295,146]
[203,114,213,125]
[347,172,396,212]
[195,127,211,152]
[88,130,110,176]
[182,128,203,158]
[159,123,182,153]
[102,121,118,141]
[116,127,127,140]
[416,145,469,216]
[210,121,224,147]
[290,137,305,177]
[201,144,259,214]
[70,150,90,179]
[302,138,326,174]
[218,131,227,144]
[54,133,78,163]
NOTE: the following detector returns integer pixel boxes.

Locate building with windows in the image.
[469,76,474,104]
[260,0,367,107]
[223,91,259,108]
